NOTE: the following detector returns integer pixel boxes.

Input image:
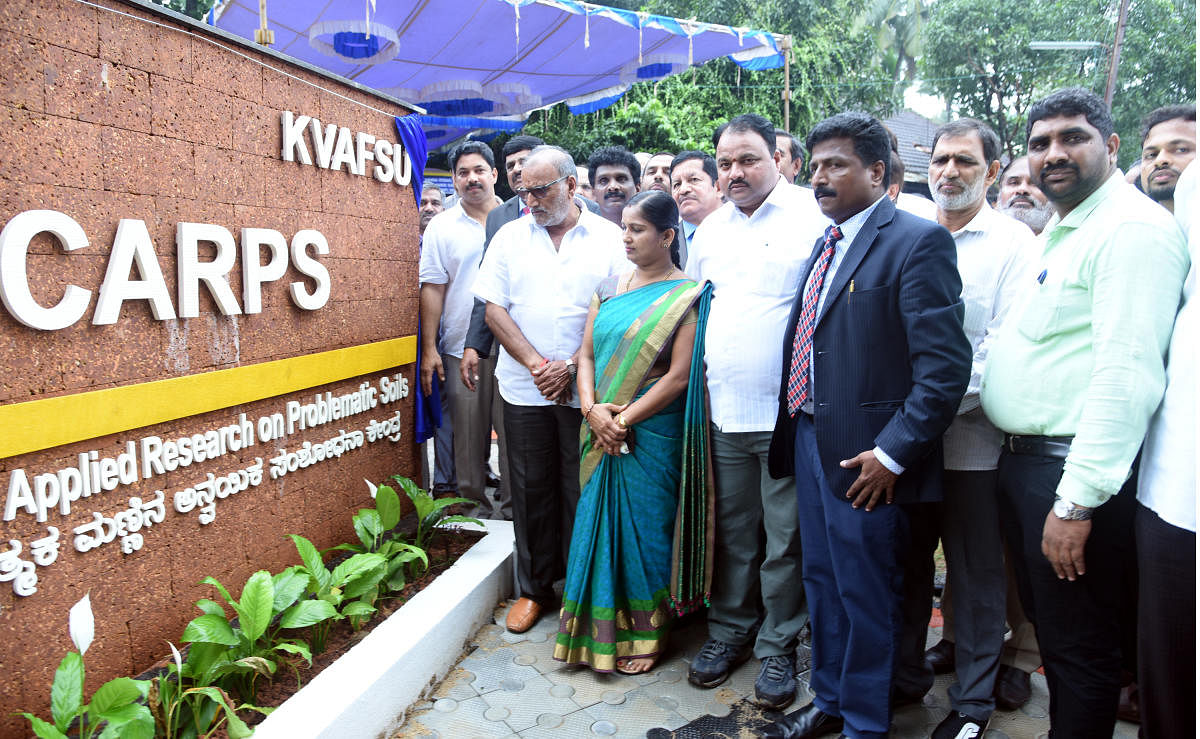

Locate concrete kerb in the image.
[254,519,515,739]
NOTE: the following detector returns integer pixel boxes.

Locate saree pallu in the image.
[554,278,714,671]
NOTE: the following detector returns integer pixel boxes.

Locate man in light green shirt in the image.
[981,88,1188,737]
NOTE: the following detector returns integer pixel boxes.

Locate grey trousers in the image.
[442,354,509,519]
[896,469,1006,720]
[706,427,807,658]
[943,541,1042,673]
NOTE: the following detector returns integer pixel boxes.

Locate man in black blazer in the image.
[761,113,970,739]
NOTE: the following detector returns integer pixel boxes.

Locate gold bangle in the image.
[616,413,628,429]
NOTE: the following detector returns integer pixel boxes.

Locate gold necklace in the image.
[625,266,676,292]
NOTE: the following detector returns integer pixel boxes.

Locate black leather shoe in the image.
[759,701,844,739]
[892,688,927,709]
[993,664,1032,711]
[924,638,956,675]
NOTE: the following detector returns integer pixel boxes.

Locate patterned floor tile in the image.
[460,646,543,695]
[583,686,689,737]
[515,706,598,738]
[479,673,587,733]
[400,695,516,738]
[543,665,642,708]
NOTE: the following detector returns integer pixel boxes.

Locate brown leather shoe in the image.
[505,597,542,633]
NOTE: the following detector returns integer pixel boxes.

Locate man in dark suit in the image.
[761,112,971,739]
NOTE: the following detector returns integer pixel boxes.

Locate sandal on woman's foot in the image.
[615,656,658,675]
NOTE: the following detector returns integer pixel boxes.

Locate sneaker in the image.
[754,654,798,710]
[687,638,751,688]
[931,711,988,739]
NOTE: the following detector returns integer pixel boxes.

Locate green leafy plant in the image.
[389,475,481,553]
[180,570,314,704]
[288,535,390,651]
[20,594,156,739]
[147,642,256,739]
[327,483,429,591]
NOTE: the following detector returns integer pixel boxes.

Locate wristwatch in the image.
[564,357,577,378]
[1052,496,1094,521]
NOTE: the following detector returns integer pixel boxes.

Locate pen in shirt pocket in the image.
[849,280,855,293]
[1037,269,1047,284]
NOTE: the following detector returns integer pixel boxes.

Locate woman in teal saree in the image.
[554,191,714,674]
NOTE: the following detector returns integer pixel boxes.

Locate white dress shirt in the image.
[686,176,829,432]
[896,191,938,221]
[1138,162,1196,531]
[418,203,487,358]
[941,206,1036,470]
[472,206,629,408]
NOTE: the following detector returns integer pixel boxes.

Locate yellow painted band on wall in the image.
[0,335,417,460]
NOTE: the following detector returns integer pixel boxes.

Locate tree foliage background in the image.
[921,0,1196,163]
[517,0,900,168]
[446,0,1194,177]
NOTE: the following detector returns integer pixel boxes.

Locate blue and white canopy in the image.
[211,0,785,147]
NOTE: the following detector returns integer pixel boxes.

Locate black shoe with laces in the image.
[687,638,751,688]
[755,654,798,710]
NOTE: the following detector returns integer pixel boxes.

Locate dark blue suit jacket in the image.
[767,197,971,505]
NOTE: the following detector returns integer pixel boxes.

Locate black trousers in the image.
[1136,501,1196,739]
[996,450,1136,738]
[502,401,581,606]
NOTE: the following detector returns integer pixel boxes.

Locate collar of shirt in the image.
[950,202,1001,237]
[835,194,889,248]
[681,220,699,242]
[1042,170,1124,237]
[723,174,791,223]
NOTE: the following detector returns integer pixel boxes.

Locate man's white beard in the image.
[1001,200,1054,233]
[931,174,987,212]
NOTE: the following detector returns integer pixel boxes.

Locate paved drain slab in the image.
[401,694,515,738]
[481,673,590,733]
[584,686,689,736]
[517,707,599,739]
[508,634,569,675]
[461,646,542,694]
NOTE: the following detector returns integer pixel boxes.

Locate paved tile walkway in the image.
[393,600,1138,738]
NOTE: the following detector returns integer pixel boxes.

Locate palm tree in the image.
[853,0,929,89]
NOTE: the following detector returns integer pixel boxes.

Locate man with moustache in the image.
[419,142,503,518]
[981,88,1188,736]
[588,146,641,225]
[669,150,723,267]
[473,145,629,634]
[997,156,1054,235]
[641,151,674,193]
[684,113,827,710]
[892,119,1035,739]
[761,111,970,739]
[1138,104,1195,214]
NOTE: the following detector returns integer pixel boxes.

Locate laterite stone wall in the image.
[0,1,421,732]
